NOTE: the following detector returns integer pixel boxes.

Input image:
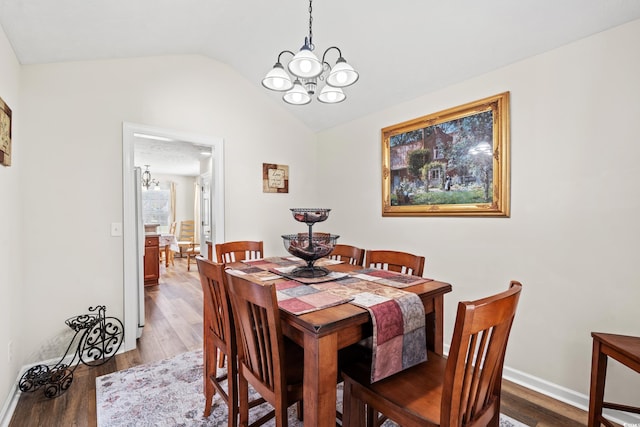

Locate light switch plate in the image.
[111,222,122,236]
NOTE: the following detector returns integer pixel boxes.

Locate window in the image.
[142,189,170,226]
[430,168,441,180]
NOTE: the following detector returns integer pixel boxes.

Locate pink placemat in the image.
[275,280,354,315]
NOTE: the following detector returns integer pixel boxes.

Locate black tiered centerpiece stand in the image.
[282,208,339,278]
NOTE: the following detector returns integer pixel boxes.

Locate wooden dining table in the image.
[227,261,452,427]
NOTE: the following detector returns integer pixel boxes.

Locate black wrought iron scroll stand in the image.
[18,305,124,398]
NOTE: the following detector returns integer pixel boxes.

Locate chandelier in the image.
[141,165,159,189]
[261,0,359,105]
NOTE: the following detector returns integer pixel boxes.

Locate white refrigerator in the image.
[134,167,145,337]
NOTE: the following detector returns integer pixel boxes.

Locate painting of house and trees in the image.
[381,92,510,217]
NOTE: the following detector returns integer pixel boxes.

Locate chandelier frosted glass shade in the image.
[261,63,294,91]
[283,80,312,105]
[326,58,359,88]
[288,48,323,79]
[317,85,345,104]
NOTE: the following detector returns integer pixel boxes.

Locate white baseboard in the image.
[3,354,640,426]
[0,348,126,427]
[503,364,640,426]
[0,384,19,427]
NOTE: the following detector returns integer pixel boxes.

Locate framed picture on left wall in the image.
[0,96,11,167]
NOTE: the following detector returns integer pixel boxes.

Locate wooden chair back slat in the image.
[329,244,365,266]
[216,240,264,264]
[365,249,425,277]
[178,220,195,242]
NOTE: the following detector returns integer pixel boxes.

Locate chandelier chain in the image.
[308,0,314,49]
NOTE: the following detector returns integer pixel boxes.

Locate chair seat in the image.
[342,350,446,426]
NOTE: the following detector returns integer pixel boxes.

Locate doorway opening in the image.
[122,122,225,351]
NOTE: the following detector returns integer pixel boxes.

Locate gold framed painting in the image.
[382,92,510,217]
[0,96,11,167]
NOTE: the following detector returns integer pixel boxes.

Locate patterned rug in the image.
[96,350,529,427]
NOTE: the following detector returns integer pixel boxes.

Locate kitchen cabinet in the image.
[144,234,159,286]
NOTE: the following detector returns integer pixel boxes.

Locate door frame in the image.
[122,122,225,351]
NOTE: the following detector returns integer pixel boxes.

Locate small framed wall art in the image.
[0,96,11,167]
[263,163,289,193]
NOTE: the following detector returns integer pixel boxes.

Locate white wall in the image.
[4,17,640,423]
[0,23,22,414]
[152,173,197,231]
[317,19,640,409]
[14,54,317,381]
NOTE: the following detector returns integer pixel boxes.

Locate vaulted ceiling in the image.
[2,0,640,132]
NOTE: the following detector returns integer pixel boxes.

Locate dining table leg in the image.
[303,332,338,427]
[434,294,444,355]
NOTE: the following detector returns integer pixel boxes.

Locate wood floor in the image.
[8,257,594,427]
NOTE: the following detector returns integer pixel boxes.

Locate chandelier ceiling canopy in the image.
[261,0,359,106]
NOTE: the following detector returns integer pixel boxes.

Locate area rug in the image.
[96,350,529,427]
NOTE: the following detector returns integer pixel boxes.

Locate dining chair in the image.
[329,244,365,266]
[364,249,425,277]
[215,240,264,263]
[196,256,264,426]
[341,281,523,427]
[177,220,196,256]
[196,256,239,424]
[225,271,304,427]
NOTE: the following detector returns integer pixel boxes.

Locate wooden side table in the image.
[588,332,640,427]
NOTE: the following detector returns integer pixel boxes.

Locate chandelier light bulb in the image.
[262,63,293,92]
[326,57,359,88]
[288,48,323,79]
[317,85,345,104]
[299,60,312,73]
[283,80,312,105]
